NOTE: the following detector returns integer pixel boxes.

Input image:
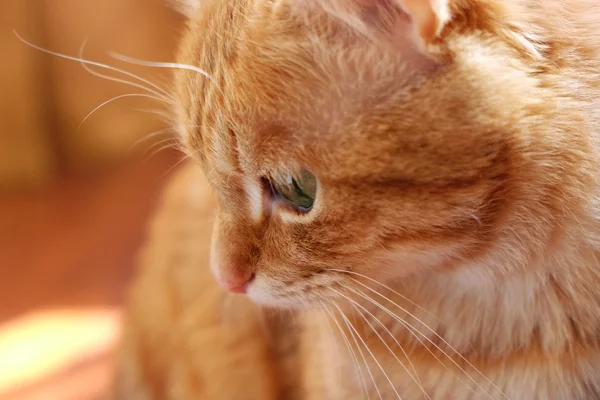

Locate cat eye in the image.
[270,170,317,212]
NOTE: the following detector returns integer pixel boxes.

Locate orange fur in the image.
[116,0,600,398]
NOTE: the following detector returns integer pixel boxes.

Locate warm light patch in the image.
[244,178,263,222]
[0,307,121,397]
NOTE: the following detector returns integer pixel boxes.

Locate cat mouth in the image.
[244,274,345,308]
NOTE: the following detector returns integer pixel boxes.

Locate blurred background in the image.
[0,1,185,398]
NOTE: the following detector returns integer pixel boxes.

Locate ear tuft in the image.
[397,0,450,41]
[169,0,200,17]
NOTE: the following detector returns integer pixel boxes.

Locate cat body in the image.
[116,0,600,398]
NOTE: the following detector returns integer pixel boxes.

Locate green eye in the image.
[271,170,317,211]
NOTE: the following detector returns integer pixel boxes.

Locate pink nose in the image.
[216,273,255,294]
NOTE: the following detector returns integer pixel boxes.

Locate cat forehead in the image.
[176,22,413,150]
[175,0,446,127]
[225,38,423,136]
[181,0,426,90]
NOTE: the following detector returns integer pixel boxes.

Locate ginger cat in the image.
[115,0,600,398]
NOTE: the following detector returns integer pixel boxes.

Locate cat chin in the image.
[247,293,310,309]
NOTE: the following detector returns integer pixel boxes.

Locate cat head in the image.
[172,0,594,307]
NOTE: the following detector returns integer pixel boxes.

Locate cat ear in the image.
[170,0,200,17]
[395,0,450,42]
[321,0,451,47]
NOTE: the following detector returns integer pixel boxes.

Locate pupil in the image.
[292,178,303,194]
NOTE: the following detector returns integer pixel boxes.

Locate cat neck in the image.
[345,214,600,360]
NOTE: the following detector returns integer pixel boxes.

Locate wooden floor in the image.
[0,150,182,400]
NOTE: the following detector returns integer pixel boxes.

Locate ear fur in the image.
[317,0,452,49]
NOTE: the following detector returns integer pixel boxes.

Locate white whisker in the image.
[131,127,175,151]
[134,108,176,125]
[79,93,167,129]
[329,269,454,332]
[144,137,181,157]
[109,52,222,91]
[77,40,174,101]
[340,283,492,399]
[321,305,342,368]
[344,275,504,397]
[158,154,193,180]
[14,32,176,106]
[330,289,404,400]
[335,287,429,400]
[320,301,369,400]
[332,271,490,381]
[78,42,174,104]
[331,302,389,400]
[81,64,173,105]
